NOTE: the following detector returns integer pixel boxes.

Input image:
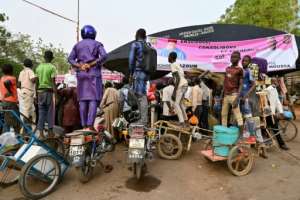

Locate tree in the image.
[218,0,300,34]
[0,13,12,55]
[0,13,69,76]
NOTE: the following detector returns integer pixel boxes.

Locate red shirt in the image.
[0,75,18,103]
[223,66,243,95]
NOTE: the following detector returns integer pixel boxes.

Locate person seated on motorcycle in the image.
[119,77,140,123]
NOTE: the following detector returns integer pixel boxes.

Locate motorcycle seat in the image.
[65,129,98,137]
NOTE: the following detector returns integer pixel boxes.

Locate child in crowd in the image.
[35,50,57,138]
[221,51,244,134]
[168,52,188,127]
[213,85,223,123]
[0,63,20,133]
[18,59,36,124]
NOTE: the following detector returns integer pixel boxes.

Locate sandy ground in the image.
[1,109,300,200]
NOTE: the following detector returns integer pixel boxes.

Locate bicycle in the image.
[279,119,298,142]
[0,109,69,199]
[0,107,65,185]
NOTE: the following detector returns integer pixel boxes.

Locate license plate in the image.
[69,146,84,156]
[128,148,144,159]
[129,138,145,149]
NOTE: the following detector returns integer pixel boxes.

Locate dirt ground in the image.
[1,109,300,200]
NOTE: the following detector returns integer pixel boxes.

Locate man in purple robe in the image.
[68,25,107,130]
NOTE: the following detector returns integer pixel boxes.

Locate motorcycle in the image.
[64,102,116,183]
[127,124,156,180]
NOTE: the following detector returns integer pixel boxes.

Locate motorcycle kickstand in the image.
[98,160,105,169]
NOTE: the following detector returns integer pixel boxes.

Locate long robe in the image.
[100,87,119,136]
[68,38,107,101]
[59,87,81,133]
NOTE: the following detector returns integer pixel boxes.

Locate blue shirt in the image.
[241,68,253,97]
[129,40,145,75]
[129,40,148,95]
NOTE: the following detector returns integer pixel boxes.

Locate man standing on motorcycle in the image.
[129,28,149,126]
[68,25,107,131]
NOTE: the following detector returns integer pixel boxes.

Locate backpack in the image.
[138,41,157,74]
[125,87,139,111]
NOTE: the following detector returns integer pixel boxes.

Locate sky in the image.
[1,0,235,52]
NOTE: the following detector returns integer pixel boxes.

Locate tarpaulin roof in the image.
[104,24,300,79]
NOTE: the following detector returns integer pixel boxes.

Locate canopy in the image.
[104,24,300,80]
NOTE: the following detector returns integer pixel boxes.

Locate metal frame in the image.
[0,109,69,184]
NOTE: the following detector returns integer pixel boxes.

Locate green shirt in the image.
[35,63,57,89]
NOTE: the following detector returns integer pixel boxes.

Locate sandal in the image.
[104,164,113,173]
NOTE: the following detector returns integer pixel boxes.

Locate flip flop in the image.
[104,164,113,173]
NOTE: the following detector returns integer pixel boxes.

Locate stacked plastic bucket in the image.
[213,125,239,157]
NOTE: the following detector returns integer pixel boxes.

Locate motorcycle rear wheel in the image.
[133,162,145,180]
[77,154,93,183]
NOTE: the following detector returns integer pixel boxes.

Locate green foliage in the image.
[218,0,300,34]
[0,13,69,77]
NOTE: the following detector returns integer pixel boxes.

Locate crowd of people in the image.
[0,25,295,154]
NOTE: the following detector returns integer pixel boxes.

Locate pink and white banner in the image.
[148,34,298,72]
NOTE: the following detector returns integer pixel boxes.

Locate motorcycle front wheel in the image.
[77,154,93,183]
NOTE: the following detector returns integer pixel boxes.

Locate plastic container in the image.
[213,126,239,145]
[0,131,19,146]
[283,111,293,120]
[242,99,253,118]
[213,125,239,157]
[244,118,256,138]
[14,144,67,175]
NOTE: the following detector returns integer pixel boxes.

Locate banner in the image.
[148,34,298,72]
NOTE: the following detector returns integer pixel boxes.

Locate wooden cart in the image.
[154,120,213,160]
[200,140,255,176]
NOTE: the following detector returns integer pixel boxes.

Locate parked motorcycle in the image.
[64,102,116,183]
[127,124,156,180]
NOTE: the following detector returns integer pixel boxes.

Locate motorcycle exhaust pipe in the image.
[104,130,117,144]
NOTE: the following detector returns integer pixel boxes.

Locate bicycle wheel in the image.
[227,145,254,176]
[0,148,20,186]
[158,134,183,160]
[19,154,61,200]
[279,120,298,142]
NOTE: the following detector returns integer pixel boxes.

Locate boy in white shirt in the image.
[18,59,36,123]
[168,52,188,126]
[162,79,176,120]
[191,77,203,126]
